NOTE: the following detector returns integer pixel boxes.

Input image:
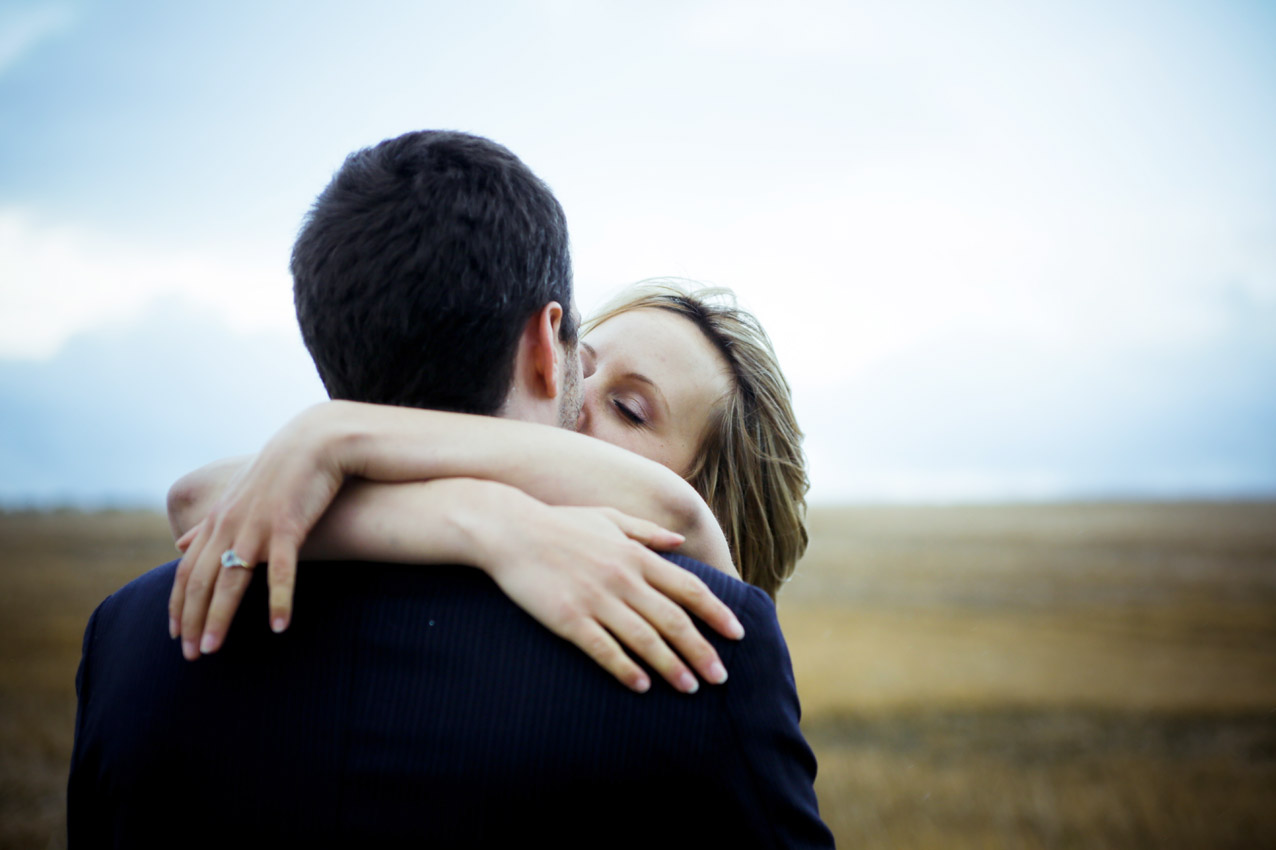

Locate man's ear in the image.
[526,301,565,400]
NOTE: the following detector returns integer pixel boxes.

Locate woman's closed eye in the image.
[613,399,647,426]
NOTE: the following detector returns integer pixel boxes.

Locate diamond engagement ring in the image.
[220,549,251,570]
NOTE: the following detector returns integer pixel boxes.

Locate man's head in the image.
[292,130,581,426]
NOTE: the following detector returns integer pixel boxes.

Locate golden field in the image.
[2,503,1275,848]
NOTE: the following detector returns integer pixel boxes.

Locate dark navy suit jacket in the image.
[69,553,833,848]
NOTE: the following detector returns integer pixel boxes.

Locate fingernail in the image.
[169,617,178,639]
[634,674,651,693]
[182,639,198,660]
[678,672,699,694]
[727,615,744,639]
[271,617,287,634]
[199,633,217,654]
[707,661,728,685]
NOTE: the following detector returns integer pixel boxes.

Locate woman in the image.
[170,281,809,694]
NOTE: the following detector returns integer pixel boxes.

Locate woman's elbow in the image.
[166,472,205,539]
[669,489,737,577]
[660,482,708,540]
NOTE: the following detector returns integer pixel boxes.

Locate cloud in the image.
[0,299,324,507]
[3,1,1273,505]
[0,3,75,75]
[677,0,860,58]
[0,208,295,359]
[801,297,1276,502]
[4,283,1270,509]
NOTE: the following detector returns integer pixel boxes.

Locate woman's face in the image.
[577,307,733,476]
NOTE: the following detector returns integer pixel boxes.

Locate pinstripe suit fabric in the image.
[69,553,833,848]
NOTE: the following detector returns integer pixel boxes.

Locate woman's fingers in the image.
[266,534,302,634]
[170,517,299,658]
[169,520,213,639]
[607,510,685,552]
[646,559,745,642]
[575,513,740,691]
[582,545,724,693]
[556,617,651,694]
[593,508,742,641]
[164,410,348,658]
[180,528,261,661]
[174,525,199,554]
[178,547,221,660]
[617,562,728,687]
[598,598,701,694]
[198,566,255,655]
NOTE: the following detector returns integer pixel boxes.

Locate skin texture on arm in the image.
[177,476,742,693]
[167,401,735,572]
[166,404,745,693]
[316,400,733,569]
[167,457,248,543]
[315,477,741,694]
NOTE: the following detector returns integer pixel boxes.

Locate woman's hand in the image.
[165,399,744,691]
[166,399,735,658]
[469,500,745,694]
[168,405,350,659]
[171,472,744,694]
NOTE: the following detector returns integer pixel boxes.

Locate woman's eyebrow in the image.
[582,339,669,418]
[621,372,670,419]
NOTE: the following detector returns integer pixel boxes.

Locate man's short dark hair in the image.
[292,130,576,415]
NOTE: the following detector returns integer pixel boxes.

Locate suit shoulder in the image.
[659,551,794,690]
[90,559,180,627]
[659,557,831,846]
[659,552,776,615]
[663,553,789,667]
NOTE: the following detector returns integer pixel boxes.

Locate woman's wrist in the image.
[310,400,445,482]
[298,401,370,478]
[442,479,544,580]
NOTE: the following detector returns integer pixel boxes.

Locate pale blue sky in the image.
[2,0,1274,505]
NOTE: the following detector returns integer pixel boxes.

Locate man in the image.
[68,131,833,847]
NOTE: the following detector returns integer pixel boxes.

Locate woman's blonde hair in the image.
[583,279,809,598]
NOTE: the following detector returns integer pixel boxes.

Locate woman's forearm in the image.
[167,402,735,575]
[289,401,735,572]
[303,477,528,566]
[172,472,744,693]
[325,401,696,521]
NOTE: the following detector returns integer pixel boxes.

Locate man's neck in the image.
[497,389,560,427]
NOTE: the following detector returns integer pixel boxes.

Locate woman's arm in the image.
[294,400,734,568]
[172,461,732,577]
[168,401,743,692]
[168,403,733,571]
[179,476,740,694]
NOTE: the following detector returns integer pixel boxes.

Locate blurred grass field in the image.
[783,502,1276,849]
[2,503,1274,848]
